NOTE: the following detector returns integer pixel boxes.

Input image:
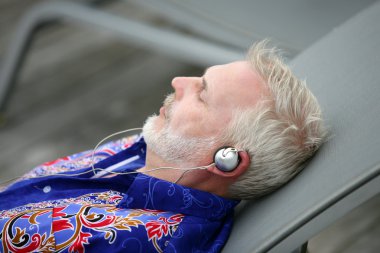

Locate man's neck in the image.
[138,149,183,183]
[138,148,231,198]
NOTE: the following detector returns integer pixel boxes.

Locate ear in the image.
[207,151,250,178]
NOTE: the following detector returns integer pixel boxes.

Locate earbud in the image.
[214,147,240,172]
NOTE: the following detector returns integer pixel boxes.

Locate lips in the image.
[161,93,174,119]
[160,106,166,118]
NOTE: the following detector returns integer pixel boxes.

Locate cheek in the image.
[169,105,206,135]
[171,107,224,138]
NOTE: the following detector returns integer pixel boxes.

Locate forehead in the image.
[205,61,267,109]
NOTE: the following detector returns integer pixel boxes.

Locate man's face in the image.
[143,61,267,166]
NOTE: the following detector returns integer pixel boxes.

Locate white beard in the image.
[142,94,217,166]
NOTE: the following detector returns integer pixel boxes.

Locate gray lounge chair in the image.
[224,2,380,252]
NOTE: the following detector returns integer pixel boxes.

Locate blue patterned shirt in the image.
[0,136,239,252]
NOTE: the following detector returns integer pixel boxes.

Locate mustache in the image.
[163,93,175,120]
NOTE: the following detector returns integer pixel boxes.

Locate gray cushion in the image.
[223,2,380,252]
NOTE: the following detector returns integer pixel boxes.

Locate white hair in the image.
[225,40,327,199]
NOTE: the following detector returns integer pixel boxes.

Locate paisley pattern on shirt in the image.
[0,191,184,253]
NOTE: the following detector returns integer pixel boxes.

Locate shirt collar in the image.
[117,172,239,221]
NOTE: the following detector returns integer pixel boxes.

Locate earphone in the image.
[0,128,241,187]
[213,147,240,172]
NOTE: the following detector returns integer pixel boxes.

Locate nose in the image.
[171,77,199,100]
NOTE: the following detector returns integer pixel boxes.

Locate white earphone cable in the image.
[90,127,143,176]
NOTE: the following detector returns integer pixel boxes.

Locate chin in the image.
[142,114,217,167]
[142,114,162,148]
[142,114,175,163]
[143,113,158,131]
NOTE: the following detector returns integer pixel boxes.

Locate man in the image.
[0,40,326,252]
